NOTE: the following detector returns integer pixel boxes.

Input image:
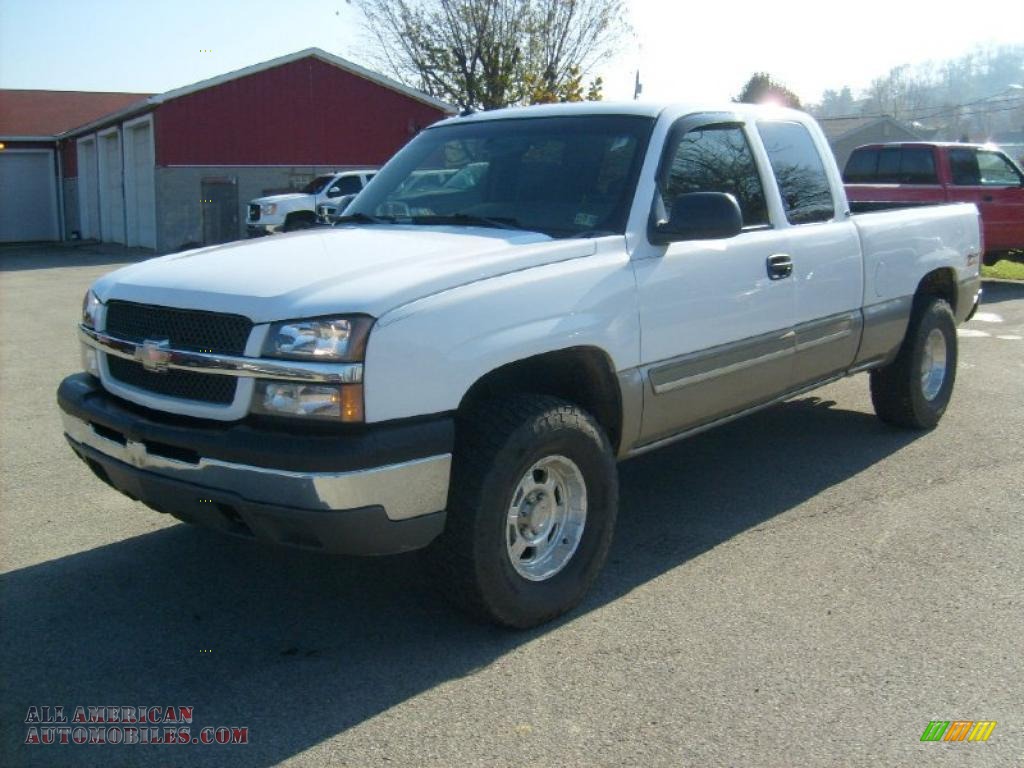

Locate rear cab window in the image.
[898,148,938,184]
[757,121,835,224]
[842,146,938,185]
[843,148,879,183]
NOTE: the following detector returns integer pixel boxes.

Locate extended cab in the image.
[246,169,376,234]
[844,142,1024,263]
[60,103,981,628]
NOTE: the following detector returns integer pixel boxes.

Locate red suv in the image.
[844,142,1024,263]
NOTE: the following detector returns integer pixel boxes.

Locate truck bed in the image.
[850,202,981,310]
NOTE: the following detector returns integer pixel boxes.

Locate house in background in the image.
[1,48,453,251]
[818,116,928,173]
[0,90,149,243]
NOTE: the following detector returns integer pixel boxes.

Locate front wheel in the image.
[427,395,618,628]
[283,214,314,232]
[870,297,958,429]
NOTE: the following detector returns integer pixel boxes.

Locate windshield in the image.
[301,175,336,194]
[346,115,655,238]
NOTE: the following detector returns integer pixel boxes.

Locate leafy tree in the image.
[351,0,625,110]
[734,72,803,110]
[816,86,855,118]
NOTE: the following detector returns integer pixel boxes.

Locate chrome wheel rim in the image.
[506,455,587,582]
[920,328,947,401]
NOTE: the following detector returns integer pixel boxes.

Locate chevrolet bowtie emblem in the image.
[136,339,172,373]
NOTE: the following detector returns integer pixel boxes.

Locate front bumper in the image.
[58,374,452,555]
[959,276,982,323]
[247,223,283,236]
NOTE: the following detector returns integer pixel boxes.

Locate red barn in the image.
[11,48,453,251]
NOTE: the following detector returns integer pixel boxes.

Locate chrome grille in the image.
[103,301,251,405]
[105,301,252,355]
[107,357,237,405]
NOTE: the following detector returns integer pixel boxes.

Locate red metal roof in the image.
[0,89,151,137]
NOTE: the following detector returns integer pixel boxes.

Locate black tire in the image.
[426,395,618,629]
[283,214,314,232]
[870,297,957,429]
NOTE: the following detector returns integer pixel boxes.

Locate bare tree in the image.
[351,0,627,110]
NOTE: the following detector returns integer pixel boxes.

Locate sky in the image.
[1,0,1022,105]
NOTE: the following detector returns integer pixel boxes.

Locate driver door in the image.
[947,148,1024,252]
[633,117,796,445]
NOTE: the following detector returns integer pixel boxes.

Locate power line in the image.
[816,93,1024,124]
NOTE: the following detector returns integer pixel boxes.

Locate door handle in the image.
[982,195,994,202]
[767,253,793,280]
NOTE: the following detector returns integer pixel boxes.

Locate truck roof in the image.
[431,100,809,127]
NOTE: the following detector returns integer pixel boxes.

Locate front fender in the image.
[363,243,639,422]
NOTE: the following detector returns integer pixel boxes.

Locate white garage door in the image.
[124,118,156,249]
[97,129,126,244]
[0,151,59,242]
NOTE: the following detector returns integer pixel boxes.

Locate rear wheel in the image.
[427,395,618,628]
[870,297,957,429]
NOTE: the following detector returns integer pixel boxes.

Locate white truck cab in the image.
[246,169,376,234]
[61,102,981,628]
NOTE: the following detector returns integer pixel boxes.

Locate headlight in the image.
[252,382,364,422]
[82,290,101,329]
[263,316,373,361]
[260,203,278,215]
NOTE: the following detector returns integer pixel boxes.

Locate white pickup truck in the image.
[60,102,981,628]
[246,169,376,234]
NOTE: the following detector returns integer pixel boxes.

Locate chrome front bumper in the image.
[62,411,451,523]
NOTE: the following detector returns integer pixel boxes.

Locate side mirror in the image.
[326,186,342,198]
[650,192,743,245]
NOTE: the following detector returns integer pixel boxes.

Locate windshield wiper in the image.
[408,213,537,233]
[332,212,394,225]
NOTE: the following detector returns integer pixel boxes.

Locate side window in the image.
[876,148,901,182]
[949,149,980,185]
[757,121,836,224]
[843,148,878,183]
[899,148,938,184]
[334,176,362,195]
[976,151,1023,186]
[661,124,768,227]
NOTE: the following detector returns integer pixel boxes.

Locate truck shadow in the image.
[978,278,1024,306]
[0,395,919,767]
[0,243,154,272]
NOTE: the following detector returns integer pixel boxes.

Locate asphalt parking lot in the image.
[1,243,1022,768]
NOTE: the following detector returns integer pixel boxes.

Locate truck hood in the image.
[250,192,312,207]
[92,227,596,323]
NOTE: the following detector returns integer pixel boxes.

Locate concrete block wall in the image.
[154,165,372,253]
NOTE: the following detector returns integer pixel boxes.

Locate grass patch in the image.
[982,258,1024,281]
